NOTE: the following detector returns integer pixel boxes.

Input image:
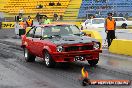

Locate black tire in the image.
[44,51,56,68]
[121,23,127,29]
[88,59,99,66]
[24,48,36,62]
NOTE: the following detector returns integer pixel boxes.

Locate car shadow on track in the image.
[18,57,98,74]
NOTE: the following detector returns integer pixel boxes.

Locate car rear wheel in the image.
[44,51,56,68]
[88,59,99,66]
[121,23,127,29]
[24,48,36,62]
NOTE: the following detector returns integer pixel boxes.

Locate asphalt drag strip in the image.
[0,39,132,88]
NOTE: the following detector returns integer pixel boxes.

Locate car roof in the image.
[86,18,104,21]
[35,23,75,27]
[92,18,104,19]
[113,17,125,18]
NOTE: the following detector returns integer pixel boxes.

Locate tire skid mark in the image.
[0,42,22,59]
[0,58,59,88]
[16,58,132,88]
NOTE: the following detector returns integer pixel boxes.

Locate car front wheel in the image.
[88,59,99,66]
[44,51,56,68]
[24,48,36,62]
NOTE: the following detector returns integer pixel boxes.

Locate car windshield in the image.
[92,19,105,24]
[43,25,80,37]
[115,18,126,21]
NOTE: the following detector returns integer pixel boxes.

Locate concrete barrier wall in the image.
[81,29,102,48]
[109,39,132,56]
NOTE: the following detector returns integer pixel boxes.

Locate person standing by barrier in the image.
[105,13,116,47]
[26,16,33,27]
[39,16,43,25]
[36,13,40,22]
[15,21,20,36]
[44,16,51,24]
[53,13,58,21]
[19,15,24,22]
[60,15,63,21]
[19,20,26,36]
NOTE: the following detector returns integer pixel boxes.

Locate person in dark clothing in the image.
[36,13,40,22]
[52,2,55,6]
[49,2,55,6]
[125,13,129,20]
[39,4,43,8]
[39,16,43,25]
[113,12,117,17]
[119,13,123,17]
[105,13,116,47]
[57,2,61,6]
[26,16,33,27]
[36,4,43,9]
[49,2,52,6]
[53,13,58,21]
[15,15,20,22]
[60,15,63,21]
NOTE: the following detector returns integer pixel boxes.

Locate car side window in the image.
[122,18,126,21]
[116,18,124,21]
[34,27,42,38]
[26,27,36,37]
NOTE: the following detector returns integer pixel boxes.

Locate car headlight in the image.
[57,46,63,52]
[93,43,100,50]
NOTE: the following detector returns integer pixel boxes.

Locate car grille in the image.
[64,45,93,52]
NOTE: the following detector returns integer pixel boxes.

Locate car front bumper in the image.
[51,50,102,62]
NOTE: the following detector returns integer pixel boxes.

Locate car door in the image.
[32,27,44,57]
[25,27,36,54]
[116,18,124,26]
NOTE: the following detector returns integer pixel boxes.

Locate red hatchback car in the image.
[21,24,102,67]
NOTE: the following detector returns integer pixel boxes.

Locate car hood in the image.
[45,35,98,45]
